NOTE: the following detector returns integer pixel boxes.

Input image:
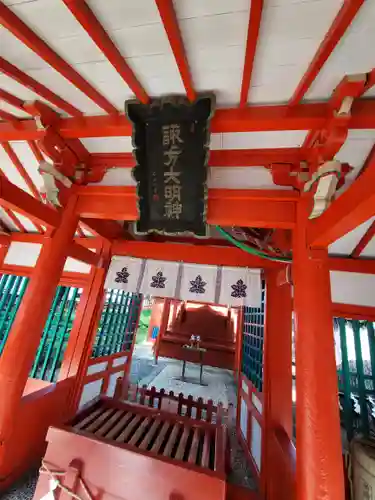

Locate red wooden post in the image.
[262,267,293,498]
[125,294,143,379]
[0,238,10,267]
[0,195,79,440]
[154,298,171,362]
[293,196,344,500]
[234,306,244,383]
[59,241,111,412]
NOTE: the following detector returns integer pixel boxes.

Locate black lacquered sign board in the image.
[126,95,214,236]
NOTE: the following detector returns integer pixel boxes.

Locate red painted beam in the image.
[1,142,42,202]
[89,148,303,169]
[0,176,60,228]
[351,220,375,257]
[0,3,117,115]
[27,140,44,163]
[76,224,86,238]
[332,303,375,321]
[10,232,102,250]
[148,235,233,247]
[308,152,375,247]
[155,0,195,101]
[62,0,149,104]
[0,88,26,113]
[240,0,263,107]
[1,100,375,141]
[0,57,82,117]
[1,142,44,233]
[1,208,27,232]
[290,0,365,105]
[0,109,19,124]
[329,257,375,274]
[76,185,297,229]
[69,241,100,266]
[80,218,124,240]
[112,239,280,269]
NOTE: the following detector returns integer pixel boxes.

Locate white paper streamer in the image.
[179,263,218,303]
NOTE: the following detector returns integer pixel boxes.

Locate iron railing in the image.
[335,318,375,440]
[31,286,81,382]
[0,274,29,354]
[241,281,266,392]
[91,290,142,358]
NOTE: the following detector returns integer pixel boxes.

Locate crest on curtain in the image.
[106,257,262,307]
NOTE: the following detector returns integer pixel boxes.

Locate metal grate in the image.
[31,286,81,382]
[0,275,81,382]
[0,274,29,355]
[335,317,375,440]
[91,291,142,358]
[241,281,266,392]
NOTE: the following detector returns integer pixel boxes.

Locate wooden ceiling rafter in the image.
[62,0,149,104]
[240,0,264,107]
[155,0,196,102]
[1,142,43,203]
[351,220,375,258]
[0,144,44,233]
[0,175,60,229]
[0,88,28,114]
[1,207,27,233]
[27,140,44,163]
[76,225,86,238]
[289,0,365,105]
[0,109,19,124]
[0,3,117,115]
[0,57,82,117]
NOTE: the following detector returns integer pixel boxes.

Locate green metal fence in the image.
[31,286,81,382]
[91,290,142,358]
[241,281,266,392]
[0,274,29,354]
[0,274,82,382]
[335,317,375,440]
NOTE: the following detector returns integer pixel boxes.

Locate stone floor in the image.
[131,343,256,490]
[2,342,256,498]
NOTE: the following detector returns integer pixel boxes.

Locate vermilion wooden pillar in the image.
[59,240,111,412]
[293,197,344,500]
[0,195,79,440]
[154,298,171,362]
[262,268,293,498]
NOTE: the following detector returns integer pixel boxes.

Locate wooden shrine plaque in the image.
[126,95,215,236]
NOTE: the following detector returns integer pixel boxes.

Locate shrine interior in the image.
[0,1,375,500]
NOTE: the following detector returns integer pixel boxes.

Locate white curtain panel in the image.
[105,256,144,292]
[179,263,218,303]
[219,267,261,307]
[140,259,180,298]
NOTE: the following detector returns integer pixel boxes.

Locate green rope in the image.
[215,226,292,263]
